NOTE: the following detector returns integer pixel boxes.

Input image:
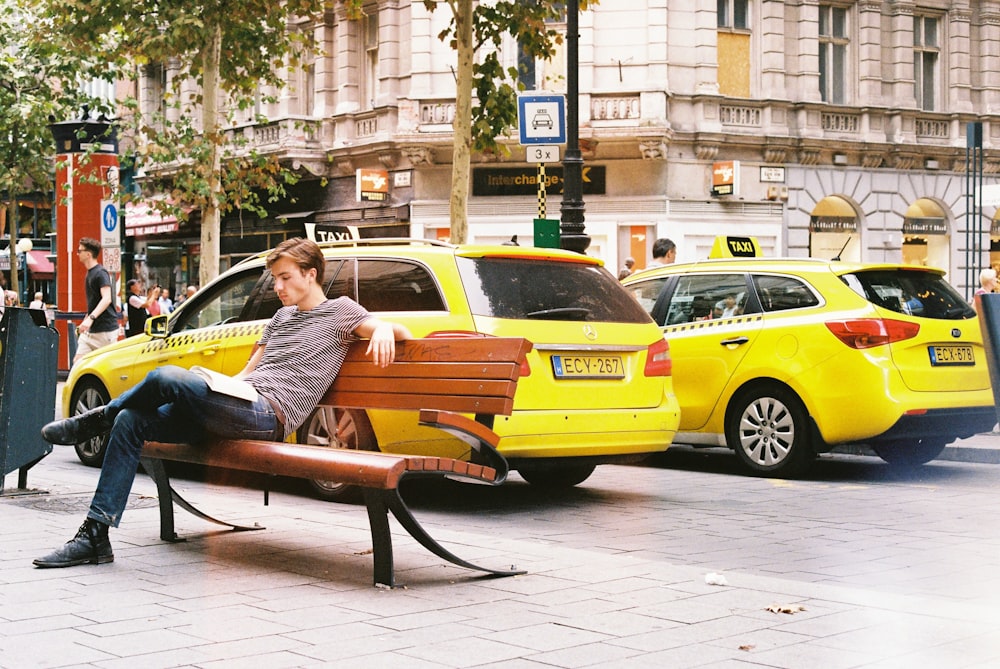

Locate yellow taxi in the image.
[65,239,681,499]
[623,236,994,476]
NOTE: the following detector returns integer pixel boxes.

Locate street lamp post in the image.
[559,0,591,254]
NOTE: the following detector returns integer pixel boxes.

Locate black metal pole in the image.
[559,0,590,254]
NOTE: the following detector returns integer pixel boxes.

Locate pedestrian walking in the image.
[73,238,119,366]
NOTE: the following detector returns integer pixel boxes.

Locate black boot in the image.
[33,518,114,568]
[41,406,114,445]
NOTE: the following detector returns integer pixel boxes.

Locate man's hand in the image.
[357,319,412,367]
[366,322,398,367]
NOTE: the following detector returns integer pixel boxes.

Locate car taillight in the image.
[643,338,672,376]
[825,319,920,349]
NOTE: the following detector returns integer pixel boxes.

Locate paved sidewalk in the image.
[2,387,998,668]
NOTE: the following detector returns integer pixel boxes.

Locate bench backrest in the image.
[321,337,533,416]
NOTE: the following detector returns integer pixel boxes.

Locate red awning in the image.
[27,250,55,280]
[124,202,180,237]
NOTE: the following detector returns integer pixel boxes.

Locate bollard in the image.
[0,307,58,493]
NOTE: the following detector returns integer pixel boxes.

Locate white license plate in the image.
[928,345,974,366]
[551,355,625,379]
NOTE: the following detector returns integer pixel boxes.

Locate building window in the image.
[717,0,751,97]
[819,5,848,104]
[141,63,168,122]
[718,0,749,30]
[913,14,940,111]
[362,11,379,109]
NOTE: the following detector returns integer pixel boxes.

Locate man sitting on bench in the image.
[36,237,412,569]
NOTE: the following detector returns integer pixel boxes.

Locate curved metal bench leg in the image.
[362,488,396,587]
[140,457,264,542]
[381,488,525,580]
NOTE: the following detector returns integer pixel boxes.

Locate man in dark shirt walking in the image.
[73,237,119,366]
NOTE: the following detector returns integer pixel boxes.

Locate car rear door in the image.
[653,272,763,430]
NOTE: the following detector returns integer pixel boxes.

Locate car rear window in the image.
[840,269,975,320]
[457,257,652,323]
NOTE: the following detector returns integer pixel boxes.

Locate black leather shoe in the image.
[33,519,114,568]
[41,406,113,445]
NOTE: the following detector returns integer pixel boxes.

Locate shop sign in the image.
[472,166,606,196]
[711,160,740,196]
[124,202,180,237]
[809,216,857,233]
[356,169,389,202]
[902,217,948,235]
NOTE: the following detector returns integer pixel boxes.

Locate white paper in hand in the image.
[190,366,259,403]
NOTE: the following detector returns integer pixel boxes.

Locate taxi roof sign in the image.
[709,236,761,259]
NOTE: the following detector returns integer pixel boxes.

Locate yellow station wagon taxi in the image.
[65,239,681,499]
[623,237,994,476]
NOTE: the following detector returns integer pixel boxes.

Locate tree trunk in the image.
[199,22,223,289]
[449,0,474,244]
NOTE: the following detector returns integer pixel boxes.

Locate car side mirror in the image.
[146,313,169,338]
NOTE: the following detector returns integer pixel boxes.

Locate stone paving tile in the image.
[1,629,117,668]
[395,636,532,667]
[526,639,648,668]
[482,621,610,652]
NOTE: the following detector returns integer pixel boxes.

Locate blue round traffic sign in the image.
[102,203,118,232]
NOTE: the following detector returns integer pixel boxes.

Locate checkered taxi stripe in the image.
[139,323,266,354]
[664,314,763,333]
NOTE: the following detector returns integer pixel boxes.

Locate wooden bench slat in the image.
[329,376,516,399]
[336,360,521,381]
[322,391,514,415]
[342,336,533,365]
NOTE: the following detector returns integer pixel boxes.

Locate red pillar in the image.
[49,121,119,372]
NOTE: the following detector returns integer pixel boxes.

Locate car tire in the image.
[70,380,112,468]
[726,384,814,477]
[517,463,596,488]
[873,439,946,467]
[297,406,377,503]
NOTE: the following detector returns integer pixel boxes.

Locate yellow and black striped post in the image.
[537,164,546,219]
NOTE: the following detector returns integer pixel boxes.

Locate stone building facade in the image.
[133,0,1000,296]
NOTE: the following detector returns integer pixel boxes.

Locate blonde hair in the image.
[980,268,998,288]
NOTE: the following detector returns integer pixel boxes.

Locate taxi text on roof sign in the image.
[709,236,761,259]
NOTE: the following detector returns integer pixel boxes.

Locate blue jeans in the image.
[88,365,282,527]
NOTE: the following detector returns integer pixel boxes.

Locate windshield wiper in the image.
[524,307,591,321]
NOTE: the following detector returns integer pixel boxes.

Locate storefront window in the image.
[901,198,948,268]
[809,195,860,261]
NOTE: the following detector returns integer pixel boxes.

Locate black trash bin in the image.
[0,307,58,493]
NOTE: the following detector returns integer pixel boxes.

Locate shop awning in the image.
[125,202,180,237]
[27,250,55,280]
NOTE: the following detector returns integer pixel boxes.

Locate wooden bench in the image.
[140,336,533,588]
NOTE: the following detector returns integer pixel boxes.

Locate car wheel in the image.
[297,406,377,503]
[517,463,596,488]
[873,439,946,467]
[726,384,814,477]
[70,380,112,468]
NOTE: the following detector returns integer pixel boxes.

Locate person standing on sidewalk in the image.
[124,279,158,337]
[33,237,412,568]
[73,237,119,366]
